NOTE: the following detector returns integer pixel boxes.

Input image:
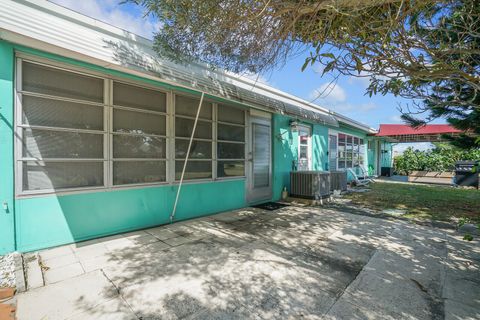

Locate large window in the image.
[19,61,106,192]
[16,58,247,195]
[217,104,246,178]
[174,95,213,180]
[337,133,364,170]
[112,82,167,185]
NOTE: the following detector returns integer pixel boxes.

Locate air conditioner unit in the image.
[330,171,347,192]
[290,171,331,199]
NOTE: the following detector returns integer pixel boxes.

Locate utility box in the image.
[455,161,479,188]
[290,171,331,199]
[330,171,347,192]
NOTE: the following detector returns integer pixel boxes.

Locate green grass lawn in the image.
[344,182,480,223]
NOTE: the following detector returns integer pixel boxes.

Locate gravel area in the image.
[0,253,16,288]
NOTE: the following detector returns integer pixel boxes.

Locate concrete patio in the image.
[16,205,479,320]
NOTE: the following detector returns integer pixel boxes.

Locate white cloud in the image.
[329,102,378,113]
[49,0,158,39]
[309,82,346,103]
[347,75,371,89]
[309,83,378,115]
[393,142,434,155]
[389,115,403,123]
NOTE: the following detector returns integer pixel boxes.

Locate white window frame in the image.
[328,129,366,171]
[173,93,214,182]
[14,54,247,197]
[216,103,248,179]
[15,58,109,196]
[297,124,312,170]
[110,79,169,187]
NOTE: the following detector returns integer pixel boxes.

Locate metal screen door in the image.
[329,134,338,171]
[247,117,272,203]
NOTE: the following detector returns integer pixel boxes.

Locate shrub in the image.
[394,146,480,175]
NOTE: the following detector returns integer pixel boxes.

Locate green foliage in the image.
[458,217,470,228]
[129,0,480,147]
[463,233,473,241]
[394,146,480,175]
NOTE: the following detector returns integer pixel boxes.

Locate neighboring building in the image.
[0,0,392,254]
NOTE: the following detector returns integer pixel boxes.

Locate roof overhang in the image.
[0,0,378,132]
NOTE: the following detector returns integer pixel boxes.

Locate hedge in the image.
[394,147,480,175]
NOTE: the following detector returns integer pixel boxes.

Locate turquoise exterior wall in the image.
[0,42,15,254]
[15,180,245,252]
[0,39,389,253]
[0,41,248,253]
[272,114,297,200]
[312,125,328,171]
[271,114,330,200]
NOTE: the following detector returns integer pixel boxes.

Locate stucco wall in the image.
[0,41,15,254]
[0,41,249,253]
[0,39,385,253]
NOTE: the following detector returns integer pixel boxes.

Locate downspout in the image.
[170,92,205,223]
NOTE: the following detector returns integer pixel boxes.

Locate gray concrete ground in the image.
[16,205,479,320]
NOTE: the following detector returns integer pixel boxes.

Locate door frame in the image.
[297,124,312,171]
[246,114,272,204]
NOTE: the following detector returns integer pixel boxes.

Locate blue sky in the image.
[50,0,437,152]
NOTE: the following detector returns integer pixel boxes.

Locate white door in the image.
[297,126,311,171]
[247,117,272,203]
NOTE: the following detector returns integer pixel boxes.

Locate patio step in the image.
[24,253,44,291]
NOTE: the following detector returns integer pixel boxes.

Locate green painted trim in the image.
[0,42,15,254]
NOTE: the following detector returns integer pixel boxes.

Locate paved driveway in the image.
[17,205,479,319]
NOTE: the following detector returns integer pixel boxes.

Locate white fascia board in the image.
[1,0,375,133]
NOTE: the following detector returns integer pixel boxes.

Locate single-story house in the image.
[0,0,392,254]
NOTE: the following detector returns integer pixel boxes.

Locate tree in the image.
[129,0,480,147]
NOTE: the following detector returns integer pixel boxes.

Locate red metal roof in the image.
[375,124,461,137]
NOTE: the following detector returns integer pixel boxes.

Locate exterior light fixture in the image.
[290,120,299,132]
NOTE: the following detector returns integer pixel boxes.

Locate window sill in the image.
[15,177,247,199]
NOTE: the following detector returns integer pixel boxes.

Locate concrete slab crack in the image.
[100,269,141,320]
[323,247,378,316]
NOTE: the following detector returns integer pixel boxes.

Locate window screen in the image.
[22,62,103,103]
[175,161,212,180]
[218,104,245,124]
[22,96,103,130]
[23,161,103,191]
[175,95,212,119]
[175,118,212,139]
[17,59,249,194]
[114,109,166,136]
[112,81,167,185]
[216,104,246,177]
[113,161,166,185]
[174,94,214,180]
[23,129,103,159]
[19,61,105,192]
[175,140,212,159]
[113,135,166,159]
[113,82,166,112]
